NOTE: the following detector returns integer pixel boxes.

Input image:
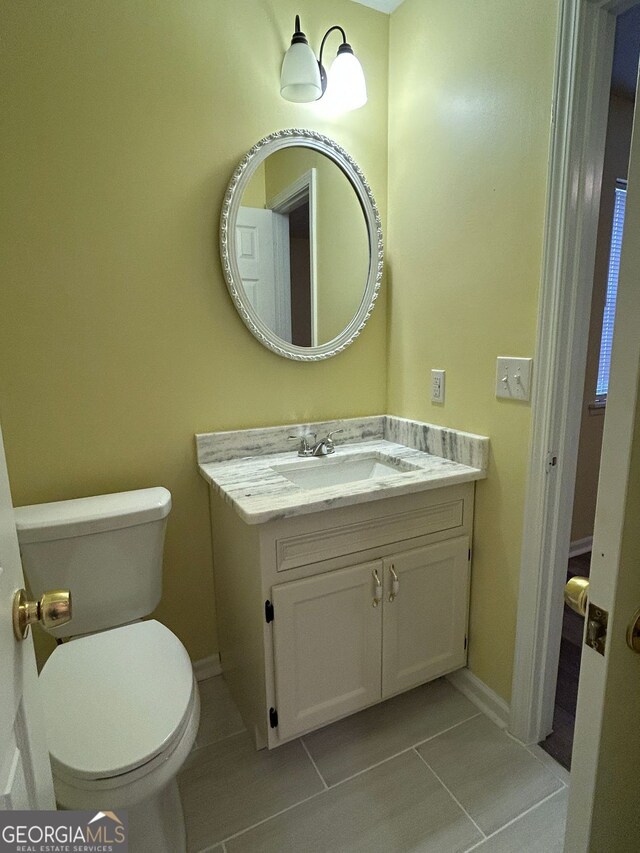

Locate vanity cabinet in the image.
[208,481,475,749]
[271,537,470,741]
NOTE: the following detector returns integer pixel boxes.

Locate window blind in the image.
[596,180,627,399]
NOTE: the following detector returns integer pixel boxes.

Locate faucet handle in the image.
[288,433,316,456]
[325,429,343,451]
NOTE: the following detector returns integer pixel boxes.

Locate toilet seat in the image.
[40,620,195,783]
[51,685,199,812]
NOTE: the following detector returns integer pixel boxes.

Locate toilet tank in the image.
[14,488,171,638]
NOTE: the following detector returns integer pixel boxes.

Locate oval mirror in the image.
[220,129,383,361]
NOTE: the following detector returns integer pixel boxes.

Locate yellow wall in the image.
[243,161,267,209]
[571,94,635,543]
[0,0,389,664]
[1,0,566,705]
[387,0,559,701]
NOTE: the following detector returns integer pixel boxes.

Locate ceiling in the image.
[348,0,405,13]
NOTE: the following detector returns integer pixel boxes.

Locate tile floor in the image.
[179,676,569,853]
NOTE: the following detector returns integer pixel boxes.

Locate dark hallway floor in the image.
[539,552,591,770]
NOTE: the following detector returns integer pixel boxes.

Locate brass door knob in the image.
[564,576,589,617]
[12,588,72,640]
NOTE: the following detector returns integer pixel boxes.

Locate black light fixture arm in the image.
[291,15,310,45]
[317,25,350,95]
[318,25,348,67]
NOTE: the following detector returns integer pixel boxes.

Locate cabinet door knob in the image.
[372,569,382,607]
[389,565,399,602]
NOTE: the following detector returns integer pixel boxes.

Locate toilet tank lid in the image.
[14,487,171,543]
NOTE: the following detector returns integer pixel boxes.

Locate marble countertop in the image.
[196,416,489,525]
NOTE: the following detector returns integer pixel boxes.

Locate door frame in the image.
[510,0,637,744]
[267,168,319,346]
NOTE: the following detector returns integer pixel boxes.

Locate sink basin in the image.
[272,453,420,490]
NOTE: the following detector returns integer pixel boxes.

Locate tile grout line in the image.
[192,727,247,755]
[198,839,228,853]
[310,711,482,791]
[216,714,484,848]
[412,711,482,750]
[522,742,570,789]
[413,748,487,841]
[195,683,478,760]
[315,745,417,789]
[191,689,566,852]
[219,740,435,848]
[300,738,329,790]
[193,704,495,850]
[461,786,568,852]
[219,786,330,846]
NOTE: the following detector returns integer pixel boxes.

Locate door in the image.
[565,76,640,850]
[271,560,383,741]
[382,537,470,698]
[0,423,55,809]
[236,206,291,342]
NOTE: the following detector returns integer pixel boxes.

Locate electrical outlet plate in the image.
[431,369,445,403]
[496,357,533,401]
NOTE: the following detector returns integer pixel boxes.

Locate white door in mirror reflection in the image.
[237,203,318,348]
[236,207,292,343]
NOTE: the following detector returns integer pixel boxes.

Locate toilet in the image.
[14,487,199,853]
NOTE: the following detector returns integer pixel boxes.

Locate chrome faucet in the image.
[311,429,343,456]
[288,432,317,457]
[289,429,343,457]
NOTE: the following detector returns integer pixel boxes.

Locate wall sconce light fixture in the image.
[280,15,367,111]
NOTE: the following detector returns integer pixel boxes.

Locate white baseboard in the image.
[569,536,593,558]
[193,654,222,681]
[446,668,510,729]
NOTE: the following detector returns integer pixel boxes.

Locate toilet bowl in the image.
[41,621,199,852]
[15,488,199,853]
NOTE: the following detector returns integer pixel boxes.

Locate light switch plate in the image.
[496,357,533,401]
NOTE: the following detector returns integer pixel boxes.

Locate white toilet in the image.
[14,487,199,853]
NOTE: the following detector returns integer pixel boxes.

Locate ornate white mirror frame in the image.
[220,129,383,361]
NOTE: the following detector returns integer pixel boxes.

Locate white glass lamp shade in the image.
[280,42,322,103]
[326,47,367,111]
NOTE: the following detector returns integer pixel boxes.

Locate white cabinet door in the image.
[382,537,470,698]
[271,560,383,741]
